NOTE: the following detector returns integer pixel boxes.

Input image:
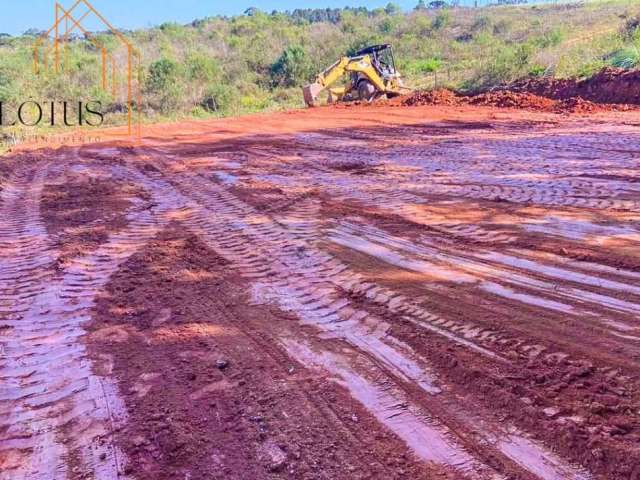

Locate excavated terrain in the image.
[1,103,640,480]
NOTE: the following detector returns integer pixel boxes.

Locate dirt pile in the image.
[401,88,463,107]
[401,67,640,113]
[401,89,569,112]
[467,91,556,110]
[507,67,640,105]
[554,97,600,114]
[402,88,634,113]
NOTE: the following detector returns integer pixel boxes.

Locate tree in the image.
[432,10,451,29]
[414,0,427,11]
[147,58,180,92]
[270,46,313,87]
[244,7,260,16]
[384,3,401,15]
[23,28,45,37]
[146,58,185,113]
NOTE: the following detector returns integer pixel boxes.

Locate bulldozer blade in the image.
[303,82,324,107]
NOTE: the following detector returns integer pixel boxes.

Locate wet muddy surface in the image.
[1,103,640,479]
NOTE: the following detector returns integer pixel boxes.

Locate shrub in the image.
[200,84,236,114]
[432,11,451,30]
[492,19,511,36]
[528,64,547,77]
[622,16,640,41]
[407,58,442,73]
[185,53,220,82]
[609,45,640,69]
[0,68,14,102]
[576,60,606,78]
[159,22,187,38]
[472,15,491,32]
[146,58,184,114]
[270,45,314,87]
[537,28,565,48]
[379,18,396,34]
[467,42,534,89]
[147,58,181,92]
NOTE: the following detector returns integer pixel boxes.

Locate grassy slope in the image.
[0,0,638,147]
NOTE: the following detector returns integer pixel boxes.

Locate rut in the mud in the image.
[88,225,453,480]
[1,104,640,480]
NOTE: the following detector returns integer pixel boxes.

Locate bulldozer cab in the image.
[355,44,397,79]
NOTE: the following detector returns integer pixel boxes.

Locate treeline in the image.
[0,0,638,127]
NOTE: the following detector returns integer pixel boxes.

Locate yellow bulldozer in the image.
[303,44,411,107]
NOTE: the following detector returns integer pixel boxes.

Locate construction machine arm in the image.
[303,55,387,106]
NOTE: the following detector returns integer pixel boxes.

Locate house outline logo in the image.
[33,0,142,140]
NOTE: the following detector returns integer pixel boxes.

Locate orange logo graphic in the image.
[33,0,142,141]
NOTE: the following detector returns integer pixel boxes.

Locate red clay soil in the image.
[40,170,149,266]
[401,89,464,107]
[467,91,557,111]
[87,225,453,480]
[3,103,640,480]
[402,67,640,112]
[507,67,640,105]
[401,88,634,113]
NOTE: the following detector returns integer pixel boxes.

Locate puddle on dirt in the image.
[250,281,442,395]
[523,216,640,244]
[331,220,640,318]
[497,434,592,480]
[479,251,640,296]
[328,231,477,284]
[512,248,640,281]
[328,225,575,313]
[214,171,239,185]
[481,282,574,313]
[282,338,486,477]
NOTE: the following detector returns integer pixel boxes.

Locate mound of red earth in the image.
[402,87,634,113]
[467,91,556,110]
[554,97,601,114]
[507,67,640,105]
[401,89,573,112]
[401,89,463,107]
[401,67,640,113]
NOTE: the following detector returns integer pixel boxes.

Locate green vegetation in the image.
[0,0,638,142]
[270,45,314,87]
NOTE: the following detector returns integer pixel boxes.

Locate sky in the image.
[0,0,421,36]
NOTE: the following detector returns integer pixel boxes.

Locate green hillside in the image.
[0,0,638,135]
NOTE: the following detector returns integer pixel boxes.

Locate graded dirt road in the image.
[1,103,639,480]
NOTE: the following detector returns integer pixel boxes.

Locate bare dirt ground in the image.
[1,103,640,480]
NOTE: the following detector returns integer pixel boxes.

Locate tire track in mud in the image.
[137,118,640,478]
[244,125,640,346]
[269,124,640,477]
[330,220,640,323]
[288,124,640,478]
[3,111,638,479]
[87,225,456,480]
[0,155,181,480]
[131,147,594,480]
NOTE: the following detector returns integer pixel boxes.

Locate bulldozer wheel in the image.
[358,80,377,102]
